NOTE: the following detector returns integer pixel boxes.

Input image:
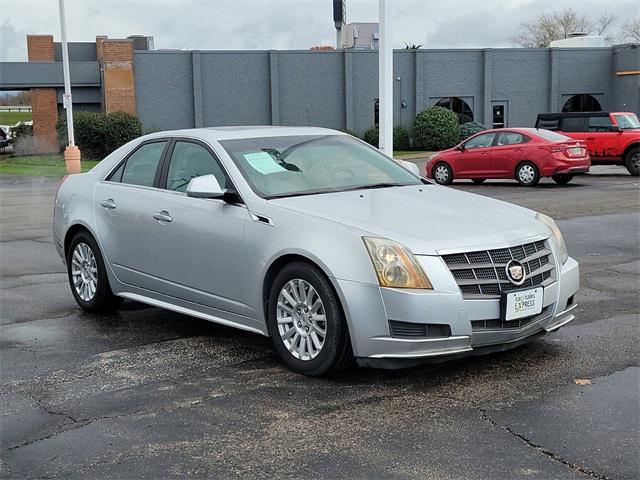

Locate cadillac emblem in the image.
[505,260,526,286]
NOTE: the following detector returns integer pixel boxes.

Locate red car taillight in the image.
[549,143,586,158]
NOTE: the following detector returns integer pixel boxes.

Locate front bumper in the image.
[339,254,579,368]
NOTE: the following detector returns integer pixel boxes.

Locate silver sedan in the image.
[53,127,579,375]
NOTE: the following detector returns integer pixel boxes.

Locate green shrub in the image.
[459,121,487,142]
[57,111,142,159]
[414,106,460,150]
[363,125,411,151]
[393,126,410,150]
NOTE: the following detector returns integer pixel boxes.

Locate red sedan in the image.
[426,128,591,186]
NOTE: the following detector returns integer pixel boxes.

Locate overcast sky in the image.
[1,0,637,61]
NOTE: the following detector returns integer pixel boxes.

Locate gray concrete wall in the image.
[133,46,639,136]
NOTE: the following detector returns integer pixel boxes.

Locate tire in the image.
[515,161,540,186]
[432,162,453,185]
[67,231,122,312]
[471,178,486,184]
[624,147,640,176]
[266,262,353,376]
[552,174,573,185]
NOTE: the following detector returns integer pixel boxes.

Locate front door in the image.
[148,139,251,316]
[456,132,496,177]
[93,140,168,287]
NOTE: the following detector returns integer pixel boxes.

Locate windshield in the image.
[534,129,572,142]
[613,114,640,130]
[220,135,421,198]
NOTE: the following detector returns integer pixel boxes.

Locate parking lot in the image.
[1,166,638,479]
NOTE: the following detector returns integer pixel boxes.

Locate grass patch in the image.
[394,150,435,158]
[0,155,99,176]
[0,111,32,125]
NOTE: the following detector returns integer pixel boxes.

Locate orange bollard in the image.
[64,145,81,174]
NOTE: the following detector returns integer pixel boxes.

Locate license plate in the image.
[570,147,583,156]
[502,287,544,321]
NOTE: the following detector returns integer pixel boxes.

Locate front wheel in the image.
[552,174,573,185]
[624,147,639,176]
[67,231,122,312]
[515,161,540,186]
[432,162,453,185]
[267,262,352,376]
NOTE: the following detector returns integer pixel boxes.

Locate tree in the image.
[621,18,640,43]
[512,8,616,47]
[404,42,422,49]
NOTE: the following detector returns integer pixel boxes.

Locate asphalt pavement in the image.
[1,166,638,479]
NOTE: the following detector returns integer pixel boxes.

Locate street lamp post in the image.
[58,0,81,174]
[378,0,393,156]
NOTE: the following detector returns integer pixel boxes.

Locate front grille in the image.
[443,240,555,298]
[388,320,452,339]
[471,306,552,331]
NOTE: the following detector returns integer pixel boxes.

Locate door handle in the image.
[152,211,172,223]
[586,137,595,140]
[100,199,116,209]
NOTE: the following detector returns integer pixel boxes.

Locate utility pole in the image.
[378,0,393,156]
[59,0,81,174]
[333,0,346,49]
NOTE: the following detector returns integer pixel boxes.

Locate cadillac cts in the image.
[53,127,579,376]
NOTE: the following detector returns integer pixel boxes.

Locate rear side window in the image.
[496,132,528,146]
[588,116,612,132]
[561,117,587,132]
[118,142,166,187]
[536,117,559,130]
[165,141,228,192]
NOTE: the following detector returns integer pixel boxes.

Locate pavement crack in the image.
[479,408,610,480]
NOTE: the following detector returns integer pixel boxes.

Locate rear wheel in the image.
[432,162,453,185]
[552,174,573,185]
[471,178,486,184]
[67,231,122,312]
[515,161,540,186]
[267,262,352,376]
[624,147,639,176]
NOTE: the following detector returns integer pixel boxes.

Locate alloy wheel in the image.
[71,242,98,301]
[276,279,327,361]
[632,152,640,171]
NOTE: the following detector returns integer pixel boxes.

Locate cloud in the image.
[1,0,636,61]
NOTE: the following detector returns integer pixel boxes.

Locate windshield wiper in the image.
[337,182,411,192]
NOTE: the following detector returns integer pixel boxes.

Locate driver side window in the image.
[464,133,495,149]
[165,141,228,193]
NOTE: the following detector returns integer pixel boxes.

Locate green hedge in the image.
[363,125,410,151]
[414,106,460,150]
[57,111,142,159]
[459,121,487,142]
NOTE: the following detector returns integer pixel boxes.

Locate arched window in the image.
[562,94,602,113]
[435,97,473,124]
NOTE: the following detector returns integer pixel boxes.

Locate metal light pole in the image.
[378,0,393,156]
[59,0,81,173]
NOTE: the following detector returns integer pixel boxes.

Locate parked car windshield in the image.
[220,135,421,198]
[534,129,572,142]
[613,114,640,130]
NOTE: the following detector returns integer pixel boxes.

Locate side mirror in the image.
[397,159,421,177]
[186,174,226,199]
[608,125,621,132]
[456,144,465,151]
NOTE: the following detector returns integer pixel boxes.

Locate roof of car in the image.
[141,126,346,142]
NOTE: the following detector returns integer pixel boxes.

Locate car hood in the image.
[269,185,550,255]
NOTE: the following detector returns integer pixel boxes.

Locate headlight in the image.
[536,213,568,264]
[363,237,433,289]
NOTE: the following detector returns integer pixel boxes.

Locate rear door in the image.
[93,139,169,287]
[559,116,589,148]
[456,132,496,177]
[492,131,529,175]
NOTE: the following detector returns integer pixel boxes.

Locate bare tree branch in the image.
[621,18,640,42]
